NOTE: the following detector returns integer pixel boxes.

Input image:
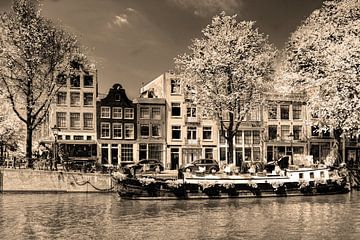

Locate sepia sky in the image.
[0,0,324,98]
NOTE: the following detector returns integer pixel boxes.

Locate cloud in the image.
[126,7,137,13]
[113,14,129,27]
[108,8,140,29]
[168,0,242,17]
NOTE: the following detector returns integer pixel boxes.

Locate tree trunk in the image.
[26,124,33,168]
[227,135,234,164]
[333,129,343,166]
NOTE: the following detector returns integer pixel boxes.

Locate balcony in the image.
[185,116,200,124]
[184,138,201,146]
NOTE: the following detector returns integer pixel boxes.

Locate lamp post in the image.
[288,132,294,165]
[52,125,60,171]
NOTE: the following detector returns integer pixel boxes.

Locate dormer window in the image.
[115,94,121,101]
[171,79,181,94]
[84,74,93,87]
[70,75,80,88]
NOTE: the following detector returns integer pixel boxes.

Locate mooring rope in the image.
[70,174,115,192]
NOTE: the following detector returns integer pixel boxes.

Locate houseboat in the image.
[113,165,350,200]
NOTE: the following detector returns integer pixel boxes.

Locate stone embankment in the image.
[0,168,115,193]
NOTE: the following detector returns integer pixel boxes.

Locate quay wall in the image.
[0,169,115,193]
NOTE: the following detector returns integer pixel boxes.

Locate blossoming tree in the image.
[0,0,88,166]
[283,0,360,163]
[175,12,276,164]
[0,94,25,163]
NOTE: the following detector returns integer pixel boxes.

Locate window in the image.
[57,74,66,85]
[101,107,110,118]
[70,75,80,87]
[152,124,161,137]
[140,107,150,119]
[124,108,134,119]
[269,125,277,140]
[187,126,197,140]
[74,135,83,140]
[101,122,110,138]
[113,123,122,139]
[124,123,134,139]
[235,131,243,144]
[115,94,121,101]
[171,79,181,94]
[253,147,260,161]
[84,74,93,87]
[268,104,277,120]
[253,130,260,144]
[293,104,302,120]
[139,144,147,160]
[140,124,150,137]
[281,125,290,138]
[101,144,109,164]
[203,126,212,140]
[70,113,80,129]
[245,148,252,161]
[220,147,226,161]
[149,144,162,160]
[121,144,133,161]
[311,110,319,119]
[280,105,289,120]
[294,146,304,154]
[247,107,260,121]
[83,93,93,106]
[293,125,302,140]
[322,129,330,138]
[113,107,122,119]
[83,113,93,129]
[172,126,181,140]
[57,92,67,105]
[152,107,161,119]
[244,131,252,144]
[171,148,179,169]
[70,92,80,106]
[310,172,314,179]
[236,148,243,163]
[187,106,196,117]
[219,131,226,144]
[205,148,213,159]
[56,112,66,128]
[171,103,181,117]
[312,126,319,136]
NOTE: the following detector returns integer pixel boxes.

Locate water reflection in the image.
[0,192,359,240]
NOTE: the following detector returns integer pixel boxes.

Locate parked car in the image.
[180,159,220,173]
[123,159,164,175]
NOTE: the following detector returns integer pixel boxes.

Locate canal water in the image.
[0,192,360,240]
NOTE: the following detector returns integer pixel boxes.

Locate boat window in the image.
[310,172,314,179]
[299,173,304,179]
[320,171,325,178]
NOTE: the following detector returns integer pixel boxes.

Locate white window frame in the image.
[113,123,122,139]
[101,106,111,118]
[203,126,212,141]
[101,122,111,138]
[124,108,134,119]
[124,123,134,139]
[113,107,122,119]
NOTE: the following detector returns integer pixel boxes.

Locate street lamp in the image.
[288,132,294,165]
[52,125,61,171]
